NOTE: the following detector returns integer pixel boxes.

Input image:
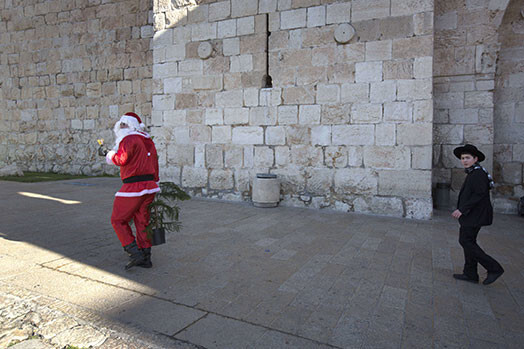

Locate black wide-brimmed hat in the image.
[453,144,486,162]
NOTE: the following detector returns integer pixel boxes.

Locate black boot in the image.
[138,248,152,268]
[123,241,146,270]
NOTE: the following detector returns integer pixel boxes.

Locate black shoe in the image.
[137,248,152,268]
[123,241,147,270]
[483,271,504,285]
[453,274,479,283]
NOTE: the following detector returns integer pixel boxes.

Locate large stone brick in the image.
[206,144,224,168]
[311,125,331,146]
[282,86,315,104]
[355,61,383,83]
[370,81,397,103]
[281,9,307,29]
[364,146,411,169]
[218,19,237,38]
[317,84,340,104]
[384,102,411,122]
[224,145,243,168]
[405,197,432,219]
[232,126,264,144]
[391,0,433,16]
[209,1,231,22]
[341,83,369,103]
[231,0,258,18]
[290,145,323,166]
[332,125,375,145]
[351,104,382,124]
[375,123,396,146]
[464,124,493,144]
[334,168,378,195]
[209,169,234,189]
[397,123,433,145]
[278,105,298,124]
[366,40,392,61]
[326,2,351,24]
[434,124,463,144]
[393,36,433,59]
[254,146,274,167]
[182,167,208,187]
[299,104,321,124]
[250,107,277,125]
[352,0,390,21]
[205,108,224,125]
[383,60,413,80]
[237,16,255,36]
[167,144,194,166]
[224,107,250,125]
[216,90,243,107]
[378,170,432,198]
[412,145,433,170]
[307,168,333,194]
[326,146,348,168]
[397,79,432,101]
[321,104,351,124]
[353,196,404,217]
[212,125,232,144]
[266,126,286,145]
[307,6,326,28]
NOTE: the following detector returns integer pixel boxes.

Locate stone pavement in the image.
[0,177,523,348]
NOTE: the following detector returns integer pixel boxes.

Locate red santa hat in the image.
[120,112,146,131]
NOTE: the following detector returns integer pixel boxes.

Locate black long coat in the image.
[457,167,493,227]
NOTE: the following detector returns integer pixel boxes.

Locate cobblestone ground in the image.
[0,282,200,349]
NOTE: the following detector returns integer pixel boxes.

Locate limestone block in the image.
[191,22,217,41]
[173,27,191,44]
[509,72,524,88]
[275,146,290,166]
[370,81,396,103]
[391,0,433,16]
[218,19,237,38]
[210,169,234,189]
[191,76,222,90]
[476,80,494,91]
[412,146,433,170]
[163,77,182,94]
[397,79,432,101]
[209,1,231,22]
[375,123,396,146]
[223,38,240,56]
[314,84,339,104]
[405,197,432,219]
[206,144,223,168]
[178,59,203,76]
[278,105,298,124]
[321,146,344,168]
[242,88,259,107]
[326,2,351,24]
[173,126,191,144]
[299,105,321,124]
[290,145,323,166]
[224,107,250,125]
[255,146,274,167]
[465,91,493,108]
[153,94,175,110]
[71,119,83,130]
[393,36,433,59]
[352,0,390,21]
[165,44,186,62]
[260,88,283,106]
[464,124,493,144]
[441,144,463,169]
[397,124,433,145]
[355,61,383,83]
[321,104,350,124]
[353,196,404,217]
[233,126,264,144]
[164,110,187,126]
[281,9,307,29]
[266,126,286,145]
[282,86,315,104]
[514,144,524,162]
[238,16,255,36]
[341,83,369,103]
[244,145,255,167]
[351,104,382,124]
[205,108,224,125]
[286,126,310,144]
[259,0,278,13]
[272,165,306,193]
[175,93,198,109]
[212,125,232,143]
[216,90,243,107]
[182,167,208,187]
[414,11,433,36]
[434,92,464,109]
[335,168,378,195]
[414,57,432,79]
[250,107,277,125]
[383,60,413,80]
[307,168,333,194]
[312,47,336,67]
[234,168,251,191]
[365,40,392,62]
[224,145,243,168]
[384,102,411,122]
[231,0,258,18]
[449,108,479,124]
[332,125,375,145]
[230,54,253,72]
[307,6,326,28]
[378,170,432,198]
[364,146,411,169]
[311,125,331,146]
[167,144,194,166]
[435,12,458,31]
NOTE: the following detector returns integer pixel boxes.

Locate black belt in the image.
[123,174,154,183]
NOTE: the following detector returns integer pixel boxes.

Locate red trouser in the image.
[111,194,155,248]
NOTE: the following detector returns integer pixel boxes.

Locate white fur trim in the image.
[112,130,151,150]
[115,187,160,197]
[105,150,116,165]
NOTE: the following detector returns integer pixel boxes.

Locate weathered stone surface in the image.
[50,326,106,348]
[378,170,432,198]
[334,168,378,195]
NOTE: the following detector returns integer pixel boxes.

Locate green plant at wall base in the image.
[145,182,190,239]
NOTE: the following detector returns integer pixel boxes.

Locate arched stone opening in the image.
[493,0,524,213]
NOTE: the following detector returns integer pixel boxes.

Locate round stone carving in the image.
[334,23,355,44]
[197,42,213,59]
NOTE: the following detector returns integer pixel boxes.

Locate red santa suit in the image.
[106,114,160,249]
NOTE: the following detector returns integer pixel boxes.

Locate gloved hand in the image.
[98,145,108,157]
[105,150,116,165]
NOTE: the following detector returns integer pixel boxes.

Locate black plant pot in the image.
[151,227,166,246]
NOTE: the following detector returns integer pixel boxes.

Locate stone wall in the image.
[152,0,435,219]
[493,0,524,212]
[432,0,523,213]
[0,0,154,175]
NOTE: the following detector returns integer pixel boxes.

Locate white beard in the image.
[112,122,150,150]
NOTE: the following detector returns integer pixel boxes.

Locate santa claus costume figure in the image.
[105,112,160,270]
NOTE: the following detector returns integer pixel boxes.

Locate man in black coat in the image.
[451,144,504,285]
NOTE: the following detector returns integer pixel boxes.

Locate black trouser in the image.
[459,226,503,279]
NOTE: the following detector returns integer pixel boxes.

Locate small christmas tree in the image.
[145,182,190,245]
